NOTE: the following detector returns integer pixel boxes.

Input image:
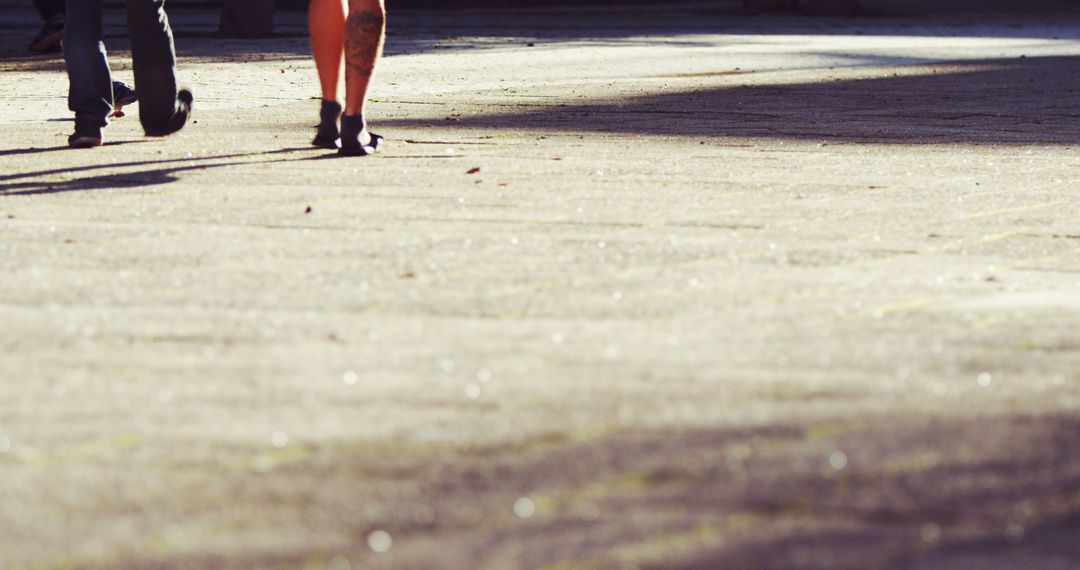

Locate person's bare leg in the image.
[309,0,345,102]
[309,0,346,147]
[340,0,385,153]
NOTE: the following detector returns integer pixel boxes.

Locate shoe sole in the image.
[337,133,383,157]
[338,145,372,157]
[69,136,103,148]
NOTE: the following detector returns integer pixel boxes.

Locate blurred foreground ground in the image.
[2,3,1080,569]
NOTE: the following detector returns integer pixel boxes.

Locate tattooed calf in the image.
[345,10,386,78]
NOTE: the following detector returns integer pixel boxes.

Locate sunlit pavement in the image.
[2,3,1080,569]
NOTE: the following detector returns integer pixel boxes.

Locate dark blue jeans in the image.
[63,0,180,130]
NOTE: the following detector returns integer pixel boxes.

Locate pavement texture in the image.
[2,2,1080,569]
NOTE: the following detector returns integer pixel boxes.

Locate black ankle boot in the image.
[339,114,383,157]
[143,88,193,137]
[313,99,342,149]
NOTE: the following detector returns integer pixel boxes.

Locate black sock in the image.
[340,113,367,149]
[316,99,342,142]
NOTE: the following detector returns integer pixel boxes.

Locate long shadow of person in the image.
[0,147,321,197]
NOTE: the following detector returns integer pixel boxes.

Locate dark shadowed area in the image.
[380,56,1080,144]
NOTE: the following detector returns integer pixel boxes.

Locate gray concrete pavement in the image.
[2,4,1080,570]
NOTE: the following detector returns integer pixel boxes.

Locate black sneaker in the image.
[68,121,104,148]
[113,82,138,107]
[28,18,64,54]
[111,81,138,118]
[143,88,193,137]
[338,114,382,157]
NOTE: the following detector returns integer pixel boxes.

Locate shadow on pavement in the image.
[620,413,1080,570]
[60,410,1080,570]
[444,411,1080,570]
[380,55,1080,145]
[0,147,324,197]
[0,140,147,158]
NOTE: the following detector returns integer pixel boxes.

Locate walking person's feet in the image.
[28,16,64,54]
[68,120,104,148]
[338,114,382,157]
[143,88,193,137]
[111,81,138,118]
[312,99,342,149]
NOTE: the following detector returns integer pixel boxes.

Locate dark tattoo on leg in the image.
[344,10,385,78]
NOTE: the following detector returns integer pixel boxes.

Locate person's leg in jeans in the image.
[29,0,65,53]
[63,0,113,146]
[35,0,138,112]
[124,0,191,136]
